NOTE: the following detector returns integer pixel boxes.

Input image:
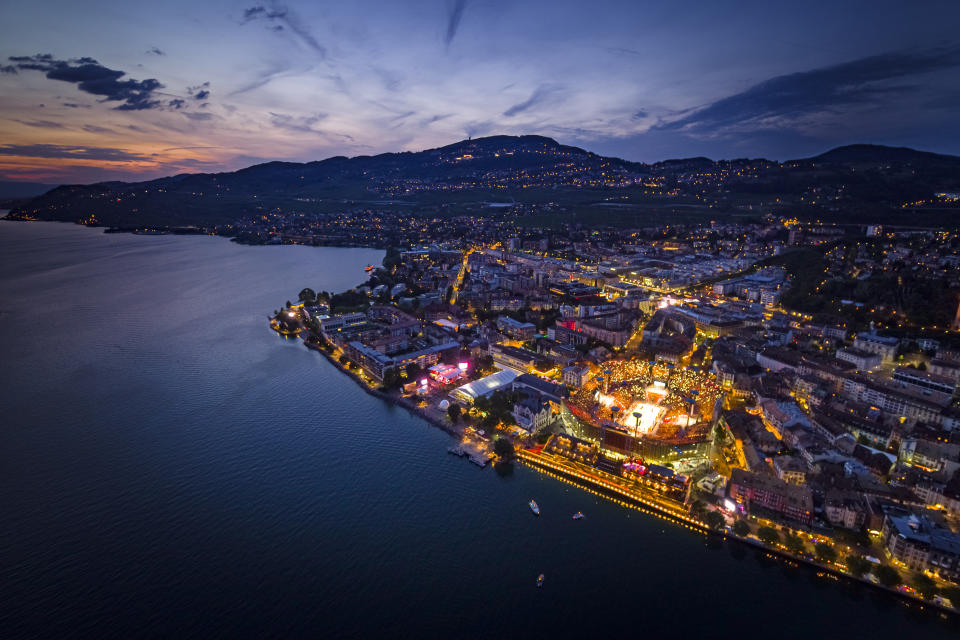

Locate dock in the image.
[448,443,494,467]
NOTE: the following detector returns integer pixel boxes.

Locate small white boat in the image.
[537,574,544,587]
[529,500,540,515]
[572,512,584,520]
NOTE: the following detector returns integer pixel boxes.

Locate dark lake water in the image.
[1,221,957,638]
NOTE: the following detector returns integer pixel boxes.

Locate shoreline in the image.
[303,338,464,439]
[0,216,390,250]
[519,450,957,618]
[290,327,959,619]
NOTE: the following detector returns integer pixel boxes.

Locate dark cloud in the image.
[445,0,468,47]
[168,98,186,109]
[183,112,214,121]
[82,124,114,133]
[62,102,90,108]
[242,5,326,57]
[0,144,147,161]
[503,84,562,117]
[658,45,960,134]
[0,65,16,74]
[632,109,649,119]
[188,82,210,100]
[9,54,164,110]
[13,119,66,129]
[146,47,165,56]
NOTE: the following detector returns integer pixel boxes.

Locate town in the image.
[273,215,960,609]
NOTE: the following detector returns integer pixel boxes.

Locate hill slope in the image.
[7,136,960,229]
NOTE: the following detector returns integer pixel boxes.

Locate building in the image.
[496,316,536,341]
[841,375,949,425]
[450,369,519,404]
[853,332,899,364]
[893,367,957,397]
[512,373,568,404]
[728,468,814,525]
[772,455,808,485]
[319,312,367,333]
[836,347,882,371]
[345,340,459,383]
[882,510,960,581]
[562,364,591,388]
[489,344,542,373]
[512,392,554,432]
[824,490,868,530]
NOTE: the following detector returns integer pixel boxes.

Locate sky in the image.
[1,0,959,183]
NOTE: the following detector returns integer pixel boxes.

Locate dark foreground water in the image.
[0,221,957,639]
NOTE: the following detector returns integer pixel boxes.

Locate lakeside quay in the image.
[518,447,958,617]
[301,334,466,440]
[278,314,960,617]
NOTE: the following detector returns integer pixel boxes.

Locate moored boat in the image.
[537,573,544,587]
[529,499,540,515]
[572,512,584,520]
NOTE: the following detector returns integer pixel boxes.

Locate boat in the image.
[529,500,540,515]
[537,574,544,588]
[364,264,375,272]
[572,512,584,520]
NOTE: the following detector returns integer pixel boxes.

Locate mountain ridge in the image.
[7,135,960,229]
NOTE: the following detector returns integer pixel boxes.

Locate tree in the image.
[732,520,750,537]
[447,402,461,423]
[875,565,901,588]
[406,363,423,381]
[493,436,515,461]
[912,572,938,599]
[814,542,837,564]
[298,288,316,304]
[757,526,780,546]
[380,368,400,390]
[704,511,725,531]
[690,499,707,521]
[382,247,402,271]
[845,555,872,578]
[783,533,805,555]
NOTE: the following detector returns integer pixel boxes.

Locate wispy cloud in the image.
[444,0,469,48]
[146,47,166,56]
[228,62,298,96]
[269,111,327,133]
[242,4,326,58]
[13,119,67,129]
[0,144,148,161]
[503,84,563,117]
